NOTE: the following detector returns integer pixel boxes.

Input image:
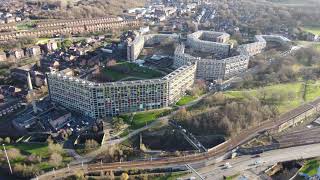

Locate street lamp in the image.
[2,144,12,174]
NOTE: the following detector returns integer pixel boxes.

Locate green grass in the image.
[300,159,320,176]
[16,21,36,31]
[303,27,320,35]
[226,173,240,180]
[119,129,130,137]
[102,62,163,81]
[121,109,169,129]
[224,82,320,113]
[6,143,72,171]
[36,38,51,44]
[294,41,320,53]
[153,172,189,180]
[7,143,50,158]
[176,95,197,106]
[305,82,320,101]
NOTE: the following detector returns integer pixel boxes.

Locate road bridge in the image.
[186,143,320,180]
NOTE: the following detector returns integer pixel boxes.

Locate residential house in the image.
[0,51,6,62]
[26,46,41,57]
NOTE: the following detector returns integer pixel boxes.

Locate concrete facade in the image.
[47,64,196,118]
[174,32,291,81]
[186,31,231,57]
[127,33,179,61]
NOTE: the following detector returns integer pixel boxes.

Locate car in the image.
[307,125,313,129]
[254,160,261,165]
[251,154,261,158]
[225,162,232,168]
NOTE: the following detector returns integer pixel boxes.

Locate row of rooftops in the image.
[36,17,122,27]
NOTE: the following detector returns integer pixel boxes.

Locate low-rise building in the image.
[0,51,7,62]
[26,46,41,57]
[10,48,25,59]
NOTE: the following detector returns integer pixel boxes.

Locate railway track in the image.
[34,98,320,180]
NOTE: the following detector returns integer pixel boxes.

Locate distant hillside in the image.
[33,0,147,19]
[265,0,320,6]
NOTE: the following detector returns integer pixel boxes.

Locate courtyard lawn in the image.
[121,109,170,129]
[102,62,163,81]
[102,68,127,81]
[224,81,320,113]
[176,95,197,106]
[300,159,320,176]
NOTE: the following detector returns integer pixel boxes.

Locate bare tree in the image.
[49,152,63,167]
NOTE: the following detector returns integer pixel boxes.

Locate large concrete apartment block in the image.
[173,32,291,81]
[127,33,180,61]
[187,31,231,57]
[47,64,196,118]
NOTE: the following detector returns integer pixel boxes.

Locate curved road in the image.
[189,143,320,180]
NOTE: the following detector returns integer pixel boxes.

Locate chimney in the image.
[27,72,37,114]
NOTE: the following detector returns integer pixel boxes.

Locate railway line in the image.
[34,98,320,180]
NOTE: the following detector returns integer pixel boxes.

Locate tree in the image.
[4,137,10,144]
[92,123,99,133]
[26,154,42,164]
[172,107,188,121]
[106,59,117,67]
[7,148,22,159]
[49,152,63,167]
[74,170,85,180]
[112,117,125,131]
[61,39,73,49]
[48,142,64,155]
[189,79,207,97]
[84,139,99,152]
[120,172,129,180]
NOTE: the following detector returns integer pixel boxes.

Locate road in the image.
[190,143,320,180]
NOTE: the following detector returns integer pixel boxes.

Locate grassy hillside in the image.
[224,81,320,113]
